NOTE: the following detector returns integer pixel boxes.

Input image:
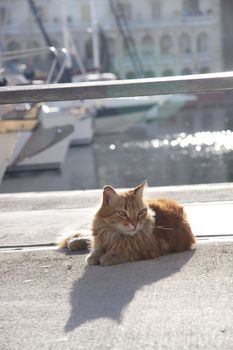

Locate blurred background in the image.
[0,0,233,192]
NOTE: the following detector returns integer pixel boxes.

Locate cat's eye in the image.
[138,208,146,216]
[118,210,127,217]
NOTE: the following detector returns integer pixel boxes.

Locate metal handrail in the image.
[0,47,59,85]
[0,71,233,105]
[52,48,69,84]
[0,47,57,61]
[0,46,68,85]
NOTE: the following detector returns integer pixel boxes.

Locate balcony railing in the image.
[125,14,217,29]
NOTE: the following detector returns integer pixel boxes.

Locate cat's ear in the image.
[103,185,118,205]
[133,180,147,198]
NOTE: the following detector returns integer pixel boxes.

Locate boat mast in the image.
[110,0,144,78]
[90,0,100,72]
[27,0,53,47]
[60,0,72,81]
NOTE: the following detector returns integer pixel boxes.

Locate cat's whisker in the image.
[154,225,174,231]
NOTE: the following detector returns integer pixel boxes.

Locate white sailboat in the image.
[0,46,94,185]
[0,103,74,174]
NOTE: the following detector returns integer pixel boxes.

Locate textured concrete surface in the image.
[0,197,233,248]
[0,243,233,350]
[0,184,233,349]
[0,182,233,212]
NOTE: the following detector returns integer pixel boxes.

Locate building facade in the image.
[0,0,223,78]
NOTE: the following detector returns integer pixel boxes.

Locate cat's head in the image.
[98,181,152,235]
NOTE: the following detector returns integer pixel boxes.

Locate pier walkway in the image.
[0,183,233,349]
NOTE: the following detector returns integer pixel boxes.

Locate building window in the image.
[160,34,172,55]
[0,6,11,24]
[181,68,192,75]
[151,1,161,20]
[117,2,132,20]
[179,33,191,55]
[36,6,48,22]
[126,71,136,79]
[197,32,208,54]
[199,67,210,74]
[0,6,6,22]
[141,35,154,58]
[162,69,174,76]
[183,0,199,16]
[144,70,156,77]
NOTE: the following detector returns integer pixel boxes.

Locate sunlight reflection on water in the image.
[97,130,233,187]
[116,130,233,154]
[1,129,233,192]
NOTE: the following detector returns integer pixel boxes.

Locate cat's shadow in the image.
[64,250,195,332]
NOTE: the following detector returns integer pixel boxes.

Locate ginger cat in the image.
[59,181,196,266]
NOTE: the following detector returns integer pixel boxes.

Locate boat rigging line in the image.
[109,0,145,78]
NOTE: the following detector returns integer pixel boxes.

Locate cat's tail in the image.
[57,231,91,251]
[57,232,80,249]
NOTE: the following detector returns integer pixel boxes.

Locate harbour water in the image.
[1,122,233,193]
[95,128,233,188]
[1,91,233,193]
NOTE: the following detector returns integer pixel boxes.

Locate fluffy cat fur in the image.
[59,181,196,266]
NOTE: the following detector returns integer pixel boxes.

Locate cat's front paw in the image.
[86,253,100,266]
[99,254,117,266]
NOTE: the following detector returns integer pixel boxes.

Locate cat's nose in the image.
[132,222,138,229]
[135,222,142,230]
[129,222,136,230]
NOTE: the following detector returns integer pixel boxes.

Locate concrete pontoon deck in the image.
[1,71,233,349]
[0,184,232,349]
